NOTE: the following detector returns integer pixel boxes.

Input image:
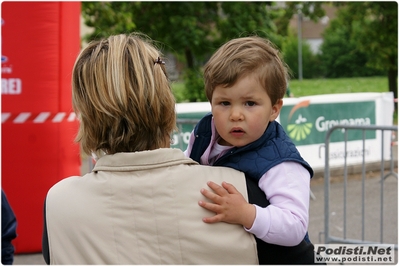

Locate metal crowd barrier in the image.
[323,124,398,250]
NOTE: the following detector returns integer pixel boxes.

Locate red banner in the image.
[2,2,81,253]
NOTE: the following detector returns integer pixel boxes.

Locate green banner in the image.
[279,101,376,145]
[172,111,208,150]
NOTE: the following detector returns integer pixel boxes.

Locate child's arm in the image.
[199,161,310,246]
[248,161,310,246]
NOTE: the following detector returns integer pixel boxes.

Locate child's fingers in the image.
[200,188,222,204]
[198,200,220,213]
[206,181,228,196]
[198,201,223,223]
[202,215,223,224]
[198,200,223,223]
[222,181,239,194]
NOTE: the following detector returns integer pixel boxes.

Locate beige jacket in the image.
[45,148,258,264]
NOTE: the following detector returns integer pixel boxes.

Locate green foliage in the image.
[330,2,397,98]
[171,81,186,103]
[319,18,384,78]
[216,2,280,46]
[130,2,219,67]
[181,68,207,102]
[81,2,282,102]
[81,2,397,101]
[281,33,322,79]
[81,2,137,40]
[272,2,326,36]
[343,2,398,71]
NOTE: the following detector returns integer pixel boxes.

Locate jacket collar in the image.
[93,148,197,172]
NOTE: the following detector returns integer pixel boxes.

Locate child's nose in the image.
[230,106,244,121]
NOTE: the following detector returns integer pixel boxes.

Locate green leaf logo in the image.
[287,114,313,141]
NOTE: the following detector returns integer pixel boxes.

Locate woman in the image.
[41,33,258,264]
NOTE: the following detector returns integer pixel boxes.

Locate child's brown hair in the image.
[204,36,288,105]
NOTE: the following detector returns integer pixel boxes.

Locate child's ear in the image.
[270,99,283,121]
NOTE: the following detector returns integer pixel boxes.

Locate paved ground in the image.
[13,168,398,265]
[308,171,398,264]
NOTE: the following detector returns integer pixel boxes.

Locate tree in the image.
[216,2,279,46]
[332,2,398,100]
[272,2,326,37]
[130,2,220,101]
[319,16,384,78]
[282,32,323,79]
[81,2,137,39]
[81,2,277,101]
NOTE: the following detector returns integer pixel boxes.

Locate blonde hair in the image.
[204,36,288,105]
[72,33,176,157]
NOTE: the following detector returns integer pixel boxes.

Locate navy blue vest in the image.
[189,113,318,264]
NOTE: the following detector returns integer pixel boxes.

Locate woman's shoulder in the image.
[46,174,86,197]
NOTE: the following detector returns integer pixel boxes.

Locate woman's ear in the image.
[270,99,283,121]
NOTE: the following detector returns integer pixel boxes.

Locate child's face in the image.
[211,73,282,147]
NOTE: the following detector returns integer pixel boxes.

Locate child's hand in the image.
[198,181,256,229]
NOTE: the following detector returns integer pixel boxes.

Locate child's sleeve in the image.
[245,161,310,246]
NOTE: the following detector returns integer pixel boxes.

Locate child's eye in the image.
[220,101,230,106]
[245,101,256,106]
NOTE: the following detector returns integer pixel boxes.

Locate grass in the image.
[172,76,389,99]
[288,76,388,97]
[172,76,397,124]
